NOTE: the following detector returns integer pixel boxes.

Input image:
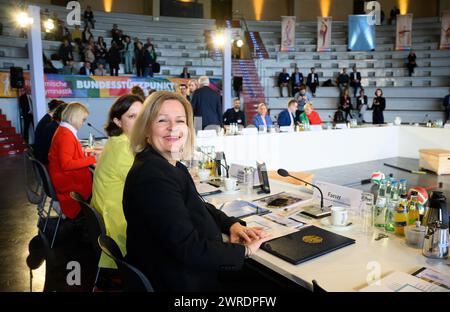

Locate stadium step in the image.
[232,59,266,122]
[0,111,26,157]
[245,31,270,59]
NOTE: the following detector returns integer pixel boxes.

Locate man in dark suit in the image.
[306,67,319,97]
[223,98,245,126]
[19,87,34,144]
[34,100,66,164]
[350,66,362,98]
[277,68,291,97]
[443,88,450,123]
[79,61,93,76]
[277,99,298,127]
[191,76,222,129]
[291,67,304,96]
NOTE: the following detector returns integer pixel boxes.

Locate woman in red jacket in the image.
[48,102,97,219]
[299,103,322,125]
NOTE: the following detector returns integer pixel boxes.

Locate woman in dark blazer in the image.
[372,88,386,124]
[123,92,269,292]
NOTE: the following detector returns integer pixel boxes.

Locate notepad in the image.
[261,225,355,265]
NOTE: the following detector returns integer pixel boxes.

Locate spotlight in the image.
[44,19,55,32]
[213,33,226,47]
[236,39,244,48]
[15,11,33,28]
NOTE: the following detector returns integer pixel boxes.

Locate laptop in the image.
[261,225,355,265]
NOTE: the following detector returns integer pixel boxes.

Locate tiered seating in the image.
[246,18,450,123]
[0,0,223,77]
[0,109,26,157]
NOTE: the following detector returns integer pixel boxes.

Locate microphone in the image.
[278,169,324,209]
[421,114,429,124]
[87,123,106,138]
[196,147,230,178]
[277,168,330,218]
[328,115,333,121]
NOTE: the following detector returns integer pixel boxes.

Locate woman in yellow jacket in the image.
[91,94,143,270]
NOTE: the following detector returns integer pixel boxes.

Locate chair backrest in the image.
[70,192,106,256]
[29,157,58,200]
[98,235,154,292]
[312,279,327,293]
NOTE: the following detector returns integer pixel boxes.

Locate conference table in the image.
[197,125,450,291]
[196,125,450,171]
[204,179,450,292]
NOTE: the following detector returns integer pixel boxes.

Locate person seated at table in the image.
[91,94,143,271]
[223,98,245,126]
[252,102,272,129]
[123,91,270,291]
[48,102,99,220]
[130,85,145,101]
[277,99,298,127]
[299,103,322,125]
[34,100,66,165]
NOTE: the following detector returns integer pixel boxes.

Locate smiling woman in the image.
[123,91,271,291]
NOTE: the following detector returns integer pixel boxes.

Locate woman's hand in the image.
[229,222,267,244]
[244,233,273,257]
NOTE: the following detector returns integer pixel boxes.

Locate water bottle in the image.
[88,132,95,148]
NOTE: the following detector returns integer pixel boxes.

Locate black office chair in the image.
[312,279,327,293]
[70,192,106,291]
[30,157,63,248]
[24,148,46,213]
[97,234,154,292]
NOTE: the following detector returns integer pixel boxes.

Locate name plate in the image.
[242,127,258,135]
[197,130,217,138]
[312,181,363,210]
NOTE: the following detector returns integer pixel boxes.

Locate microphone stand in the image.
[87,123,107,138]
[278,169,331,219]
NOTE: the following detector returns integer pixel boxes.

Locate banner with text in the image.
[440,11,450,50]
[317,16,332,52]
[0,73,221,99]
[396,14,413,51]
[281,16,296,52]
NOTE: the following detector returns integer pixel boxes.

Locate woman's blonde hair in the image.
[304,103,314,111]
[130,91,195,159]
[62,102,89,127]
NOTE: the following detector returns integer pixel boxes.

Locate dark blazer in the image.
[278,109,295,127]
[223,108,245,126]
[34,119,58,165]
[372,96,386,124]
[350,72,361,85]
[19,94,33,121]
[443,95,450,108]
[123,146,246,292]
[278,72,290,85]
[291,72,304,87]
[191,86,222,129]
[306,73,319,86]
[79,66,93,75]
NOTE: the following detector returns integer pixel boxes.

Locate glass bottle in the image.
[374,179,388,228]
[394,181,408,236]
[407,191,420,225]
[385,181,399,233]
